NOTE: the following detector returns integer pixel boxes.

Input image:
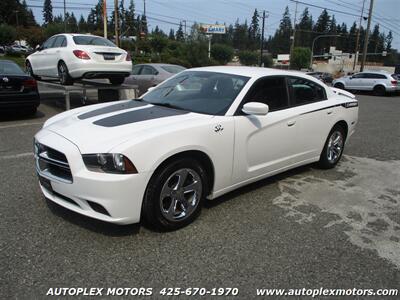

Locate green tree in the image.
[232,19,249,50]
[150,34,168,53]
[211,43,234,64]
[125,0,136,36]
[290,47,311,70]
[248,9,260,48]
[268,6,292,55]
[168,29,175,40]
[176,23,184,41]
[385,31,393,51]
[21,26,45,47]
[238,50,258,65]
[78,15,88,33]
[0,23,16,47]
[296,8,313,48]
[43,0,53,25]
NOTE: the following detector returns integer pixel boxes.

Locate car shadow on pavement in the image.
[204,164,313,209]
[45,198,141,236]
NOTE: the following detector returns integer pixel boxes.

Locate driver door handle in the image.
[287,120,296,127]
[327,110,333,115]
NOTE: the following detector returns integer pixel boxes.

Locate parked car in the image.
[306,72,333,84]
[26,34,132,85]
[124,63,186,95]
[8,44,30,54]
[332,70,399,96]
[34,66,358,230]
[0,59,40,115]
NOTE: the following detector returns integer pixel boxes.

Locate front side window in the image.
[53,36,66,48]
[141,66,158,75]
[73,35,116,47]
[142,71,249,115]
[288,77,326,105]
[132,65,142,75]
[242,76,289,112]
[352,73,366,79]
[42,37,56,49]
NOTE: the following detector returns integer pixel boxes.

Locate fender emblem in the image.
[214,124,224,133]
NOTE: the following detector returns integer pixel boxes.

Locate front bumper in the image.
[35,129,149,224]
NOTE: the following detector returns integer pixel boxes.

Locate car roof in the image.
[360,70,391,74]
[189,66,314,79]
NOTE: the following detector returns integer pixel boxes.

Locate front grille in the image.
[35,142,73,183]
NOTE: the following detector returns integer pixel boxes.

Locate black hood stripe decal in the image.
[93,105,189,127]
[78,100,147,120]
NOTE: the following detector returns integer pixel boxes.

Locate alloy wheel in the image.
[159,168,202,222]
[327,131,344,163]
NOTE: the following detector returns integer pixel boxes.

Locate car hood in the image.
[44,100,213,153]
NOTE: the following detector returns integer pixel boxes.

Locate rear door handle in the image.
[327,110,333,115]
[287,120,296,127]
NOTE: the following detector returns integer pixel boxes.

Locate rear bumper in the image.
[34,129,149,225]
[83,71,130,79]
[68,60,132,79]
[0,93,40,109]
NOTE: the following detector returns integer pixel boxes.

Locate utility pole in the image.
[183,20,187,40]
[352,0,366,71]
[289,0,298,67]
[103,0,107,38]
[14,10,20,45]
[360,0,374,72]
[114,0,119,46]
[259,10,266,67]
[63,0,67,32]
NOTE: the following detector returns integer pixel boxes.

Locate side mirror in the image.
[242,102,269,116]
[35,45,42,51]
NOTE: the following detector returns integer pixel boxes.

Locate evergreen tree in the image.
[43,0,53,25]
[296,8,313,48]
[176,23,185,41]
[119,0,126,35]
[68,12,78,33]
[125,0,136,36]
[313,9,330,54]
[385,31,393,51]
[168,28,175,40]
[269,6,292,55]
[78,15,88,33]
[232,19,249,50]
[248,9,260,48]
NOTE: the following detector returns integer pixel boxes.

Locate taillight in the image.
[23,79,37,88]
[73,50,90,60]
[391,80,397,85]
[126,52,132,61]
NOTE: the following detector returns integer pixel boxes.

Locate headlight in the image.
[82,153,137,174]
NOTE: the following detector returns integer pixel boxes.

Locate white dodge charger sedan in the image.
[26,34,132,85]
[34,67,358,230]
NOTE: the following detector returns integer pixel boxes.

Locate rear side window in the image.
[141,66,158,75]
[73,36,116,47]
[53,36,66,48]
[243,76,289,111]
[365,73,387,79]
[42,37,56,49]
[288,77,327,105]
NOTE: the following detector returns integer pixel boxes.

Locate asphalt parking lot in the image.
[1,92,400,299]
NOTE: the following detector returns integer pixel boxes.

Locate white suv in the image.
[26,34,132,85]
[333,71,399,96]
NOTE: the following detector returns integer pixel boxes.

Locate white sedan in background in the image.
[34,67,358,230]
[26,34,132,85]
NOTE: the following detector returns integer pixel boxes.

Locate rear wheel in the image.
[373,85,385,96]
[142,158,208,231]
[58,61,73,85]
[109,76,125,85]
[318,125,346,169]
[334,82,345,90]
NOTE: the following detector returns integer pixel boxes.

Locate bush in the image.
[290,47,311,70]
[0,23,16,47]
[238,50,258,66]
[211,43,234,65]
[261,54,273,67]
[44,23,65,38]
[20,27,46,48]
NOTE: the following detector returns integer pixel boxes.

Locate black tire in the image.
[25,61,40,80]
[373,85,385,96]
[58,61,73,85]
[142,158,208,231]
[334,82,345,90]
[318,125,346,169]
[109,76,125,85]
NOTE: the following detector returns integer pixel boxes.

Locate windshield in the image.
[142,71,250,115]
[73,36,116,47]
[161,65,186,74]
[0,61,25,75]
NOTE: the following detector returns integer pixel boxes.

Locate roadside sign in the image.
[382,51,387,56]
[200,24,226,34]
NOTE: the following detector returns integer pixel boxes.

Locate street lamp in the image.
[310,34,341,70]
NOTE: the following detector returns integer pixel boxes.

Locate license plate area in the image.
[103,54,116,60]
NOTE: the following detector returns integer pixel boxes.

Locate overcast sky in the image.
[28,0,400,50]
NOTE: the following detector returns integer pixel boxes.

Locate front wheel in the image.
[142,158,208,231]
[318,126,346,169]
[334,82,345,90]
[26,61,40,80]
